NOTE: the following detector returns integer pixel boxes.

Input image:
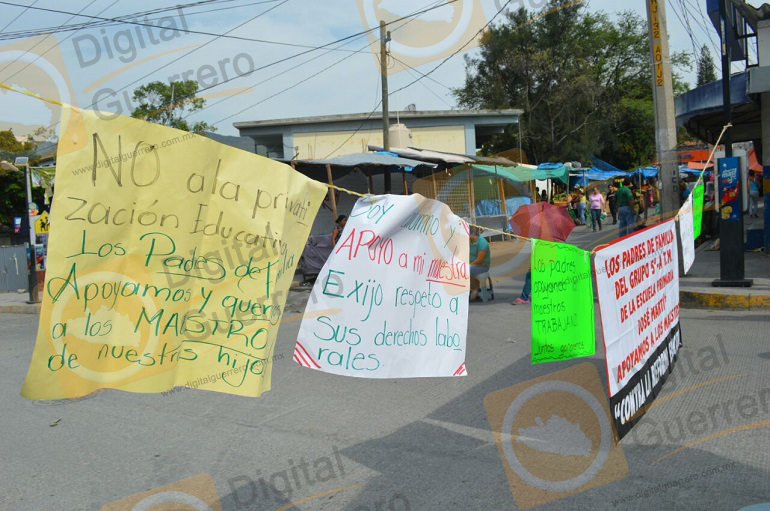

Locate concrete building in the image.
[233,109,522,160]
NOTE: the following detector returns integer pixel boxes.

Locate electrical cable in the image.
[0,0,457,53]
[103,0,290,113]
[182,2,437,122]
[0,0,258,40]
[0,0,38,33]
[26,0,464,136]
[0,0,103,80]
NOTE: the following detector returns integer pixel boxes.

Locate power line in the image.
[668,0,700,60]
[388,0,514,99]
[403,66,455,109]
[209,38,372,126]
[33,0,463,135]
[0,0,103,80]
[0,0,437,54]
[96,0,290,113]
[680,0,720,57]
[0,0,126,85]
[0,1,280,42]
[323,0,528,158]
[0,0,241,40]
[0,0,38,33]
[389,54,452,91]
[195,3,429,126]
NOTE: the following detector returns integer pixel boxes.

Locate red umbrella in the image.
[508,202,575,243]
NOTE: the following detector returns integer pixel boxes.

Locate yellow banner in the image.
[21,107,327,399]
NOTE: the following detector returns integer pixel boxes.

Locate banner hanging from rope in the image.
[21,107,327,400]
[295,194,470,378]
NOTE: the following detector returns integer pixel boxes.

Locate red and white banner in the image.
[594,220,682,438]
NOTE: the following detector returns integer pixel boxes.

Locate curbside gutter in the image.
[680,290,770,310]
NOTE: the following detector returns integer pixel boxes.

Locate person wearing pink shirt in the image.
[588,187,606,232]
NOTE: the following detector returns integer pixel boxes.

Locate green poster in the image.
[530,240,596,364]
[693,182,704,238]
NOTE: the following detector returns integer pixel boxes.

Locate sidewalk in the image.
[0,291,40,314]
[680,241,770,310]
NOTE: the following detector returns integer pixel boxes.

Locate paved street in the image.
[2,281,769,510]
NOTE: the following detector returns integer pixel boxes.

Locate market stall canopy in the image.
[680,166,713,176]
[304,153,438,172]
[569,166,660,187]
[471,163,569,184]
[629,166,659,178]
[367,145,473,164]
[366,145,520,166]
[278,152,439,182]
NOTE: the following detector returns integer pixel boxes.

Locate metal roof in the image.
[366,145,520,166]
[234,109,522,129]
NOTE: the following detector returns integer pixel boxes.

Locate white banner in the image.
[594,220,680,397]
[680,194,695,274]
[295,194,469,378]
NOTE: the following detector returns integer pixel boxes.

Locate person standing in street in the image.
[749,176,760,218]
[468,226,491,301]
[589,187,605,232]
[607,184,617,224]
[332,215,348,246]
[616,179,636,238]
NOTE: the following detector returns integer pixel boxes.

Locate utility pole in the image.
[380,20,391,193]
[645,0,679,219]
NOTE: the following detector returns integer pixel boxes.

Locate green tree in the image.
[453,1,690,169]
[0,129,45,227]
[696,44,717,86]
[130,80,215,133]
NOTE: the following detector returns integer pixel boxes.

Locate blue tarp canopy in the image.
[569,166,659,187]
[679,166,713,177]
[591,156,621,172]
[468,164,569,184]
[630,166,659,178]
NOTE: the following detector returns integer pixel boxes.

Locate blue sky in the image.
[0,0,728,137]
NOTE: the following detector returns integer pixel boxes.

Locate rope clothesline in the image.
[0,83,732,255]
[0,83,63,106]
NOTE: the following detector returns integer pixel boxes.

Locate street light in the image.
[0,160,19,175]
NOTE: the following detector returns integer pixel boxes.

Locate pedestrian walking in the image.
[616,178,636,238]
[607,185,618,224]
[589,187,605,232]
[577,190,587,226]
[749,176,760,218]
